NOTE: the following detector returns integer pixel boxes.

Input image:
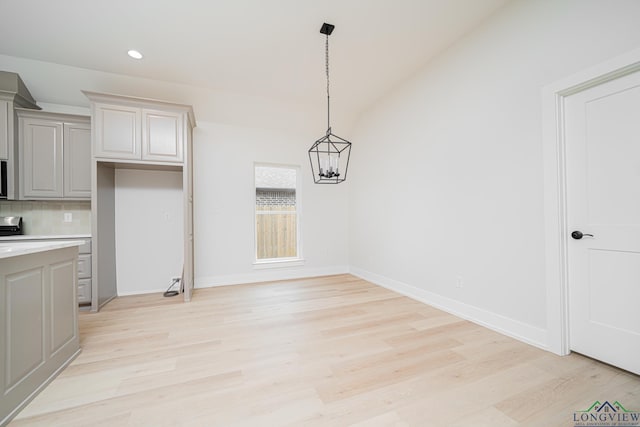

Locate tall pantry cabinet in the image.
[83,91,195,311]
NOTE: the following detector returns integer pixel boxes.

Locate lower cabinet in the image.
[77,247,92,305]
[0,236,92,306]
[78,279,91,304]
[75,239,92,305]
[0,245,80,425]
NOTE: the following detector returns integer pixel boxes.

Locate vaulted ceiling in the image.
[0,0,510,116]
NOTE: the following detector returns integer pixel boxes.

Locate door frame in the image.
[542,48,640,356]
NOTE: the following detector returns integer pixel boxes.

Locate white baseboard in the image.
[195,265,350,288]
[349,266,548,351]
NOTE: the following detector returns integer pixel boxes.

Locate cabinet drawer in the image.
[77,254,92,279]
[78,239,91,254]
[78,279,91,304]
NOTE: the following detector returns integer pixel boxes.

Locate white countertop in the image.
[0,240,84,259]
[0,234,91,241]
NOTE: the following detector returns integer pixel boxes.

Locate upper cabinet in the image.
[93,103,140,160]
[17,110,91,200]
[64,121,92,198]
[85,92,192,165]
[142,109,184,162]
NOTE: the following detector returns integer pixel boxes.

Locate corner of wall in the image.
[349,266,548,351]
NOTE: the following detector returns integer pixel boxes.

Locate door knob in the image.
[571,230,594,240]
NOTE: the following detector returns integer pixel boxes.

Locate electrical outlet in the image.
[63,212,73,223]
[456,276,463,288]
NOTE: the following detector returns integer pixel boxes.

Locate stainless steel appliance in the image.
[0,216,23,236]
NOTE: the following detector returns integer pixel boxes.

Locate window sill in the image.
[253,258,305,269]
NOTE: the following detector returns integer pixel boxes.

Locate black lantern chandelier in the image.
[308,23,352,184]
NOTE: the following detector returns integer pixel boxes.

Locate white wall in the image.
[348,0,640,349]
[114,169,183,295]
[193,121,349,286]
[0,54,350,289]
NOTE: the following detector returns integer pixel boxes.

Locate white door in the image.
[565,70,640,375]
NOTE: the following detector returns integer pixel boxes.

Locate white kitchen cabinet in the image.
[18,110,91,200]
[77,253,92,278]
[0,243,80,425]
[93,103,140,160]
[63,122,92,198]
[0,236,93,306]
[76,240,92,305]
[20,116,63,198]
[85,91,195,311]
[142,108,183,162]
[87,92,186,164]
[77,279,91,304]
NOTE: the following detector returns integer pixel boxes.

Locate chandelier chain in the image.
[325,33,330,132]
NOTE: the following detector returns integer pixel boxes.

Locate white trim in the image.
[253,258,305,269]
[542,47,640,355]
[195,265,349,288]
[350,267,547,350]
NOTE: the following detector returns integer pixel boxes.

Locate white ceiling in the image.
[0,0,510,117]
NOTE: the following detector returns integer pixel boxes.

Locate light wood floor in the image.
[10,274,640,426]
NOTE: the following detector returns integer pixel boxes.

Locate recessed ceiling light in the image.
[127,50,143,60]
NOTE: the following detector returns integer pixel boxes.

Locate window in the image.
[254,164,301,263]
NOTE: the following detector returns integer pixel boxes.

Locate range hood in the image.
[0,71,40,110]
[0,71,40,200]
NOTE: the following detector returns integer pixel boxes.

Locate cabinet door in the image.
[142,109,183,162]
[94,104,140,160]
[21,117,63,198]
[63,122,91,198]
[0,101,8,160]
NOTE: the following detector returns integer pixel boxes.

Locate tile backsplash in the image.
[0,201,91,235]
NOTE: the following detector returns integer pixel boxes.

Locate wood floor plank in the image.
[9,274,640,426]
